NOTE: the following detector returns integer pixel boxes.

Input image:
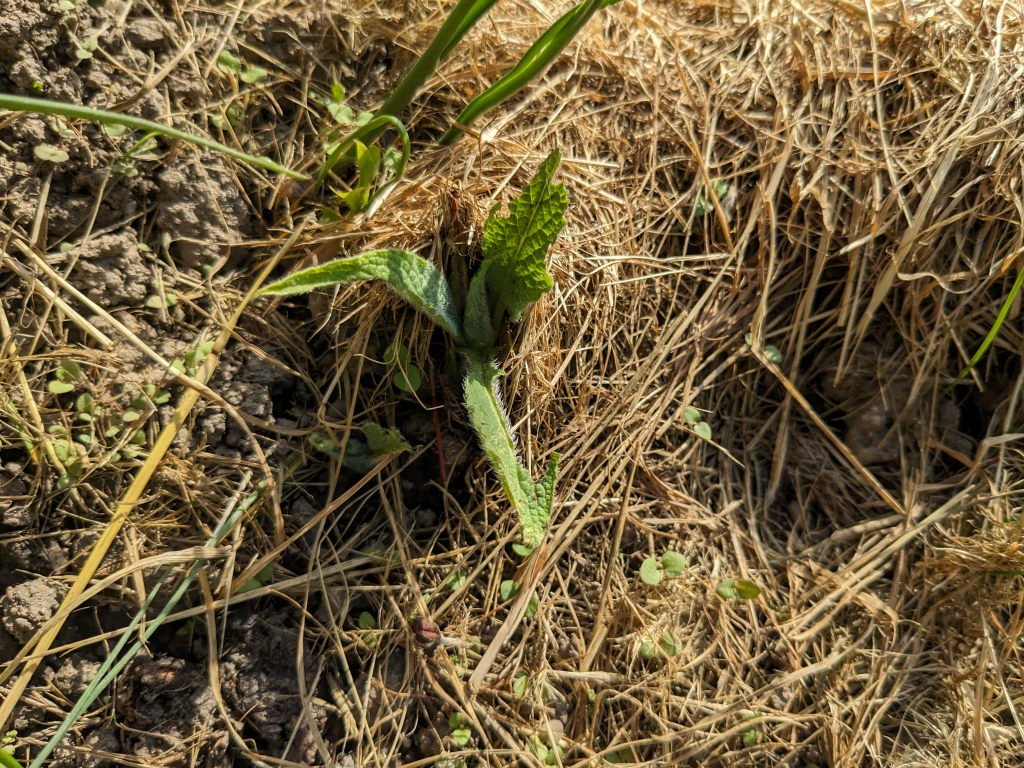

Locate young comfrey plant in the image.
[259,151,567,548]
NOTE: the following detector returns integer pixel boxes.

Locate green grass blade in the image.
[258,249,463,341]
[317,114,409,188]
[959,266,1024,379]
[0,749,24,768]
[29,485,259,768]
[376,0,499,123]
[438,0,619,145]
[0,94,306,179]
[463,356,558,547]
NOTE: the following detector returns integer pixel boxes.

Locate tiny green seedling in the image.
[638,629,682,660]
[34,143,69,163]
[512,673,530,697]
[499,579,539,618]
[342,422,410,473]
[74,36,99,61]
[638,550,687,586]
[216,51,268,84]
[47,359,82,394]
[447,570,468,591]
[693,178,730,217]
[384,342,422,393]
[682,405,713,442]
[744,332,782,364]
[357,611,379,648]
[716,578,761,600]
[448,712,472,747]
[259,152,568,549]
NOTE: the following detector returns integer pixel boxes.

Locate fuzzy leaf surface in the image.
[462,355,559,547]
[482,150,566,321]
[258,249,462,340]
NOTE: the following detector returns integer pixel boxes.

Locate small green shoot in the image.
[343,423,410,473]
[448,712,472,747]
[260,152,568,548]
[512,673,530,697]
[384,342,422,393]
[0,94,304,178]
[498,579,539,618]
[236,563,274,594]
[74,36,99,61]
[439,0,622,144]
[682,404,713,441]
[34,143,69,163]
[693,178,730,217]
[744,332,782,364]
[639,551,687,585]
[216,51,269,84]
[638,629,682,660]
[716,579,761,600]
[959,266,1024,378]
[47,359,82,394]
[447,571,468,591]
[639,558,662,586]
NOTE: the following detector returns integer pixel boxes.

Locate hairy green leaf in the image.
[482,150,566,322]
[462,356,559,547]
[258,249,462,341]
[462,264,496,351]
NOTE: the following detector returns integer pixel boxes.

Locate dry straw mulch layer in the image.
[2,1,1024,766]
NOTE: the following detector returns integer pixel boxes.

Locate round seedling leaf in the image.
[512,674,529,697]
[734,579,761,599]
[47,379,75,394]
[240,65,269,84]
[511,542,534,558]
[34,143,69,163]
[357,611,377,630]
[694,421,712,441]
[683,406,701,425]
[716,579,737,599]
[639,557,663,586]
[638,638,659,659]
[661,551,687,578]
[392,363,421,393]
[499,579,519,601]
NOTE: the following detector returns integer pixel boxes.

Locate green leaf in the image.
[734,579,761,599]
[661,551,687,578]
[356,142,381,188]
[499,579,518,601]
[694,421,712,441]
[361,423,410,456]
[357,611,377,629]
[258,249,463,341]
[682,406,701,425]
[639,557,662,586]
[524,594,539,619]
[462,264,497,351]
[462,357,559,547]
[716,579,737,599]
[482,150,566,322]
[512,674,529,697]
[240,65,268,84]
[638,638,658,659]
[34,143,69,163]
[47,379,75,394]
[447,571,467,591]
[216,50,242,73]
[511,541,534,558]
[392,363,421,393]
[658,629,682,657]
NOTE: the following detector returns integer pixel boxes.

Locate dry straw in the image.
[4,0,1024,766]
